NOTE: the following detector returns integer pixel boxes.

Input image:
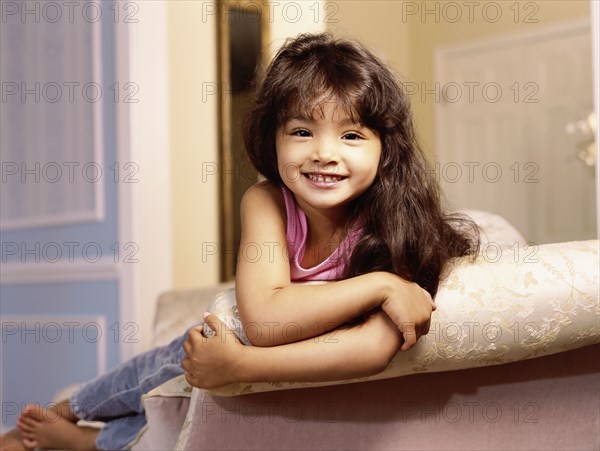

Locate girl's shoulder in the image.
[240,180,286,221]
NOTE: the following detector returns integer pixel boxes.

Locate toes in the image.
[17,417,38,434]
[18,414,41,430]
[21,438,37,450]
[22,404,45,421]
[23,404,59,423]
[18,429,34,441]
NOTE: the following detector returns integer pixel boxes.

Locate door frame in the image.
[114,4,172,358]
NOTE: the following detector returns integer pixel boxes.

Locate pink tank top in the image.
[281,186,361,281]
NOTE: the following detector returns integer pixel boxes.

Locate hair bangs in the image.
[272,53,374,128]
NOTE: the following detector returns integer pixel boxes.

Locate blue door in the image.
[1,5,135,430]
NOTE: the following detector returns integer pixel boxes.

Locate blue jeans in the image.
[70,328,197,450]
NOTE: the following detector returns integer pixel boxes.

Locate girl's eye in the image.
[343,132,362,141]
[291,129,311,137]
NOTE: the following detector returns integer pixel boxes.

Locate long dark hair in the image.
[244,32,479,297]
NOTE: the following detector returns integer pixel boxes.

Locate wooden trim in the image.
[217,0,268,281]
[218,0,233,281]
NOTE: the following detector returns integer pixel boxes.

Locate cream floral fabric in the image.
[201,289,251,345]
[152,283,235,348]
[460,209,527,248]
[201,239,599,396]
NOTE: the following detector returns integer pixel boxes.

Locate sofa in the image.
[130,212,599,451]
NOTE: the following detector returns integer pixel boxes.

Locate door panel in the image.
[0,8,131,431]
[436,21,596,244]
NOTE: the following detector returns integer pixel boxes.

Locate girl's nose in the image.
[313,140,339,164]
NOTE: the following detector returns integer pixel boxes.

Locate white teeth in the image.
[307,173,343,183]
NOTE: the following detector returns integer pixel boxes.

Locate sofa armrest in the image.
[205,239,599,396]
[152,282,235,348]
[150,240,598,397]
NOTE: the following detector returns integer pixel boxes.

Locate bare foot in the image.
[17,405,98,451]
[0,428,30,451]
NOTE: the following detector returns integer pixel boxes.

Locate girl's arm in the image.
[235,182,433,348]
[182,309,403,390]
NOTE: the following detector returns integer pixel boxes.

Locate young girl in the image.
[2,32,479,451]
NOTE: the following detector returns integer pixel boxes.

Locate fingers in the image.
[422,318,431,336]
[184,327,207,352]
[202,312,225,336]
[399,322,417,351]
[181,356,189,372]
[385,284,435,352]
[201,313,240,344]
[399,314,432,351]
[181,358,198,387]
[422,288,436,311]
[182,339,191,356]
[184,372,196,386]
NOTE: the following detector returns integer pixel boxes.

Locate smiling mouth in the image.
[305,173,347,183]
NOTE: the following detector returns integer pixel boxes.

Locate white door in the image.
[436,20,596,244]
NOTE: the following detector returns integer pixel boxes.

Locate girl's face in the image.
[275,101,381,216]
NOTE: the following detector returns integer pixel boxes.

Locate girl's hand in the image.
[379,274,436,351]
[181,313,245,389]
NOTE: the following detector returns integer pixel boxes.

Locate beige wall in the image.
[168,3,220,289]
[327,1,411,84]
[267,1,327,58]
[328,1,590,159]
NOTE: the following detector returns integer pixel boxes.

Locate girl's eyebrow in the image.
[285,115,311,123]
[338,118,363,127]
[286,116,363,127]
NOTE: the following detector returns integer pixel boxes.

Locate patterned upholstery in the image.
[147,210,599,397]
